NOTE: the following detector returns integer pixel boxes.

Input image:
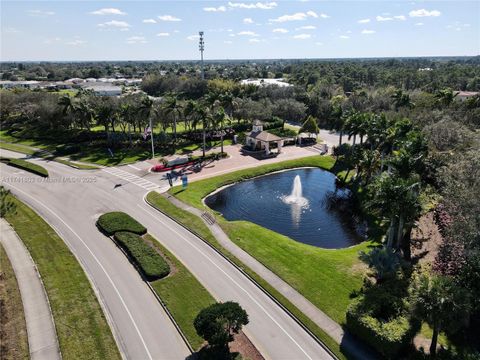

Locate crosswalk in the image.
[103,167,159,190]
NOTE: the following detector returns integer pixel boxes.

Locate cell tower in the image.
[199,31,205,80]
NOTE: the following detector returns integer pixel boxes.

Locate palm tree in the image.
[139,96,155,157]
[184,100,200,131]
[197,104,212,157]
[212,107,228,154]
[162,92,183,147]
[58,95,76,116]
[435,88,458,107]
[391,89,415,110]
[220,92,238,122]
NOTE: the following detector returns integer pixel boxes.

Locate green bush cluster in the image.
[346,282,419,358]
[113,232,170,280]
[0,157,49,177]
[97,212,147,236]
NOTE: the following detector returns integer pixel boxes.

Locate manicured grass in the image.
[1,157,49,177]
[4,196,121,360]
[220,219,369,324]
[51,157,100,170]
[0,141,37,155]
[148,234,215,350]
[97,212,147,236]
[114,231,170,280]
[171,155,336,208]
[71,147,151,166]
[146,191,349,359]
[0,243,29,360]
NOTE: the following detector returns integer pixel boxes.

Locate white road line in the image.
[137,202,315,360]
[103,168,158,190]
[128,164,142,171]
[7,184,154,360]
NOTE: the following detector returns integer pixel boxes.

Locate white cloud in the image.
[156,32,170,37]
[296,25,316,30]
[158,15,181,22]
[358,18,370,24]
[243,17,254,24]
[98,20,131,30]
[293,33,311,39]
[65,39,87,46]
[376,15,393,21]
[409,9,441,17]
[415,22,424,26]
[238,31,259,36]
[270,11,320,22]
[272,28,288,33]
[90,8,126,16]
[224,40,233,44]
[27,10,55,16]
[361,29,376,34]
[126,36,147,44]
[143,19,157,24]
[186,34,200,41]
[43,37,61,44]
[320,13,330,19]
[228,2,277,10]
[204,6,226,12]
[339,35,350,39]
[394,15,406,20]
[249,38,261,43]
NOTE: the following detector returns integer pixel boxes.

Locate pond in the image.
[204,168,359,249]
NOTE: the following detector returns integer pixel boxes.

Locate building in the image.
[245,120,284,156]
[240,78,292,88]
[80,83,122,96]
[455,91,479,102]
[0,80,41,89]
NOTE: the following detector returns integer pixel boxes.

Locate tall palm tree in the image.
[162,92,183,147]
[197,103,212,157]
[391,89,415,110]
[220,92,238,122]
[435,88,458,107]
[212,107,228,154]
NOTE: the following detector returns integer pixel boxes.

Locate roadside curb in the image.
[144,193,340,360]
[97,225,194,355]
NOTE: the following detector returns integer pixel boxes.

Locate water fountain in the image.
[283,175,309,207]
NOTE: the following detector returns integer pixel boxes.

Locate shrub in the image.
[114,232,170,280]
[346,282,419,358]
[0,157,49,177]
[96,212,147,236]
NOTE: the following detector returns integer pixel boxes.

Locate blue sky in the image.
[1,1,479,61]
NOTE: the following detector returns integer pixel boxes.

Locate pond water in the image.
[205,168,359,249]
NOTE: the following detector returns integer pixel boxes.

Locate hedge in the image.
[113,232,170,280]
[0,157,49,177]
[96,212,147,236]
[346,295,418,358]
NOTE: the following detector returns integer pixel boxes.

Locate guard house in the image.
[245,120,284,155]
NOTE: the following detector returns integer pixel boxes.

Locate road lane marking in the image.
[128,164,142,171]
[137,202,316,360]
[103,168,158,190]
[6,184,154,360]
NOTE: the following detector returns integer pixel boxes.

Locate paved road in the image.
[0,219,61,360]
[0,154,334,359]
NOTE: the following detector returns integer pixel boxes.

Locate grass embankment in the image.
[5,196,121,360]
[96,212,215,350]
[0,157,49,177]
[0,243,29,360]
[146,191,348,359]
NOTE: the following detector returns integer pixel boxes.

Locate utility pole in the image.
[199,31,205,80]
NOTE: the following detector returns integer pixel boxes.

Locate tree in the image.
[391,89,415,110]
[299,115,319,135]
[162,92,183,147]
[0,187,16,218]
[435,89,458,107]
[271,98,307,129]
[194,302,249,349]
[212,106,228,154]
[359,246,403,283]
[409,268,471,357]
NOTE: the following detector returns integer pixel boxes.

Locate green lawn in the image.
[5,196,121,360]
[148,234,215,350]
[0,157,49,177]
[0,243,29,360]
[146,192,349,359]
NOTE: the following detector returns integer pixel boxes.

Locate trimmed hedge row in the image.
[346,295,418,358]
[0,157,49,177]
[113,232,170,280]
[97,212,147,236]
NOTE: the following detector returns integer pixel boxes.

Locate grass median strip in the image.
[4,195,121,360]
[1,157,49,177]
[146,191,349,359]
[96,211,215,351]
[0,243,29,360]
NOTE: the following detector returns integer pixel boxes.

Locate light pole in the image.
[199,31,205,80]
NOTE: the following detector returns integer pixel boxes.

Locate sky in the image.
[1,1,479,61]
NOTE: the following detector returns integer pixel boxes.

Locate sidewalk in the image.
[161,194,376,360]
[0,219,61,360]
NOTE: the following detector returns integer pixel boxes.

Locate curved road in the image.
[0,154,333,360]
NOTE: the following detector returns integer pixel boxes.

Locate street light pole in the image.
[199,31,205,80]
